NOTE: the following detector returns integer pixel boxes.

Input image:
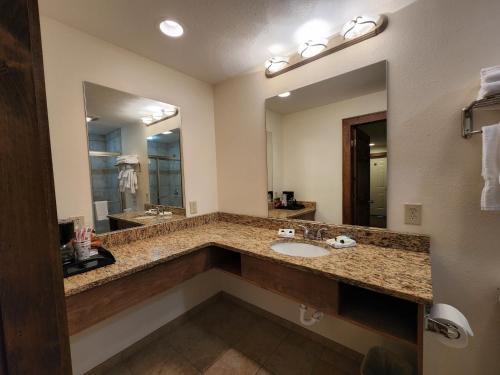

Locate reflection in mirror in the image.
[147,129,183,207]
[265,61,387,228]
[84,82,185,234]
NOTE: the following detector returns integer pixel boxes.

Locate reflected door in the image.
[370,157,387,216]
[353,128,371,226]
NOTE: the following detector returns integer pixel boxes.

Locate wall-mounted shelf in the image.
[462,93,500,138]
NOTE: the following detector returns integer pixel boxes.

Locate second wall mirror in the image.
[265,61,387,228]
[84,82,185,234]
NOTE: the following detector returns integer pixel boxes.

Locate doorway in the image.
[342,111,387,228]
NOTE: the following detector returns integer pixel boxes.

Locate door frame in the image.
[0,0,72,373]
[342,111,387,225]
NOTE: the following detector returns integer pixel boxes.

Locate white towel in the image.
[116,155,139,165]
[480,65,500,84]
[477,81,500,100]
[118,165,138,194]
[94,201,109,221]
[481,124,500,210]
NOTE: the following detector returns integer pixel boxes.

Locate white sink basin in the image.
[271,242,330,258]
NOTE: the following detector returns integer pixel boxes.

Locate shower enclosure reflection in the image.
[147,130,183,208]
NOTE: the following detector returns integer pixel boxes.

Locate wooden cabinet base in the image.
[240,255,338,315]
[66,246,424,375]
[66,249,212,335]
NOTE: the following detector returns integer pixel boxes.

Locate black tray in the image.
[63,247,115,278]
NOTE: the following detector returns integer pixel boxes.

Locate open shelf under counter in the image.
[338,282,419,347]
[209,246,242,276]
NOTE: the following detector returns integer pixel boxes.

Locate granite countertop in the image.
[268,202,316,219]
[107,210,186,226]
[64,221,432,304]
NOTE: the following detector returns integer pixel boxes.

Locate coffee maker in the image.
[58,219,75,265]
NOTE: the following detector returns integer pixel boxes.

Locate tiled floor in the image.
[88,295,362,375]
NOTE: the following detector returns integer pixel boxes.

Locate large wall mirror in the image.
[84,82,185,234]
[265,61,387,228]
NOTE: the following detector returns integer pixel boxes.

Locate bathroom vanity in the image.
[107,210,186,231]
[268,201,317,220]
[64,213,431,375]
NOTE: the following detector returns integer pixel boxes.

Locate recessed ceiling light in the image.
[342,15,379,40]
[278,92,290,98]
[298,39,328,58]
[369,143,375,147]
[159,19,184,38]
[162,131,173,134]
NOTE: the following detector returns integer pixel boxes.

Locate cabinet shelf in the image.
[338,283,418,347]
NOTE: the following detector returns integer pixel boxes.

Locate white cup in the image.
[75,240,91,261]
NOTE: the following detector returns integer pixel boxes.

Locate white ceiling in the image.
[40,0,415,83]
[84,82,177,135]
[266,61,386,114]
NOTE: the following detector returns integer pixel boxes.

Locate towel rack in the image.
[462,93,500,138]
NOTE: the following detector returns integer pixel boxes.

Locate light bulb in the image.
[342,15,379,40]
[264,56,289,74]
[298,39,328,58]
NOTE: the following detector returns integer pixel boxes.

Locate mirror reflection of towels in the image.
[94,201,109,221]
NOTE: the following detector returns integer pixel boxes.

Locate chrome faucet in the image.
[298,225,328,240]
[298,225,310,239]
[315,227,328,240]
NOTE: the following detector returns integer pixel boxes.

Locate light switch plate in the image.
[404,204,422,225]
[189,201,198,215]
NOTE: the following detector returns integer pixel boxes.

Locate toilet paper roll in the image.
[428,303,473,348]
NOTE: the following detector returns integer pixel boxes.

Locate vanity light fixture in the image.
[369,143,375,147]
[298,39,328,58]
[265,15,387,78]
[341,15,380,40]
[264,56,289,74]
[162,131,173,134]
[159,19,184,38]
[278,92,291,98]
[142,116,154,125]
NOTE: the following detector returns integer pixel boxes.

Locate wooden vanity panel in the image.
[66,248,212,335]
[240,255,338,315]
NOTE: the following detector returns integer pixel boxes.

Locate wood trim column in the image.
[0,0,72,373]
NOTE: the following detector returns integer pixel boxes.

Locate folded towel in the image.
[481,65,500,84]
[94,201,109,221]
[116,155,139,165]
[326,236,357,249]
[481,124,500,210]
[477,81,500,100]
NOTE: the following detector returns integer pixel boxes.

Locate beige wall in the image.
[214,0,500,373]
[41,17,218,225]
[267,91,387,223]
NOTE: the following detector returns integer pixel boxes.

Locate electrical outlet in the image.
[404,204,422,225]
[189,201,198,215]
[70,216,85,229]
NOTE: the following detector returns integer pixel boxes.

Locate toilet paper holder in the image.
[424,303,473,345]
[425,316,461,340]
